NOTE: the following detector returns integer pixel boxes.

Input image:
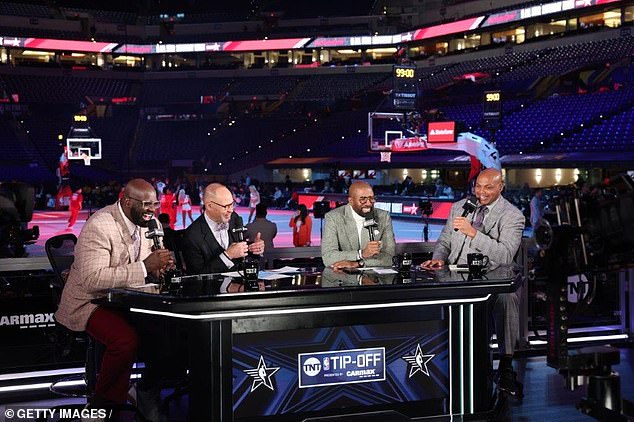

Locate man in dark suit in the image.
[422,168,525,398]
[182,183,264,274]
[246,203,277,251]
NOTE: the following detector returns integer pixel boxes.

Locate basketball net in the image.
[380,152,391,163]
[81,153,91,166]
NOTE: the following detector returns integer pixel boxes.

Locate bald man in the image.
[56,178,174,412]
[422,168,525,398]
[182,183,264,274]
[321,181,396,268]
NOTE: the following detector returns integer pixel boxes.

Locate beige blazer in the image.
[55,203,152,332]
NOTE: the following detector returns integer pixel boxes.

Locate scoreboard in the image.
[483,90,502,130]
[392,65,417,110]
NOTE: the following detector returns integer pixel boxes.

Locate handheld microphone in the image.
[145,219,164,250]
[454,197,478,232]
[363,213,379,241]
[231,226,248,242]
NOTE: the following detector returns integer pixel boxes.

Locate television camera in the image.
[419,198,433,242]
[532,174,634,420]
[0,182,39,258]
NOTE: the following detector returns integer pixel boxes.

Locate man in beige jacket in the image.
[55,178,173,412]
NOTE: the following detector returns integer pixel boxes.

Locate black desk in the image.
[97,265,521,421]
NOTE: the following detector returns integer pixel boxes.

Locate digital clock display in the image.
[485,92,501,102]
[393,65,417,110]
[394,66,415,78]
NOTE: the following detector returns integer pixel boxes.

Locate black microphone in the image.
[363,213,379,241]
[454,197,478,232]
[145,219,164,250]
[231,226,248,242]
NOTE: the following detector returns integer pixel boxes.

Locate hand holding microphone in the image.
[454,197,478,232]
[143,219,174,273]
[362,213,381,258]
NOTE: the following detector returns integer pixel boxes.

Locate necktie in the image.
[472,206,489,231]
[132,227,141,261]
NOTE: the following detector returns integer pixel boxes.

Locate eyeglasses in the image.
[127,197,160,208]
[357,196,375,203]
[208,200,235,211]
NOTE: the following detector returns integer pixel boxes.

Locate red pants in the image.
[68,209,80,227]
[86,307,139,404]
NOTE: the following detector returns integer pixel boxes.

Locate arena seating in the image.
[142,78,232,105]
[0,30,632,180]
[553,107,634,152]
[0,74,131,104]
[0,1,52,18]
[61,7,137,25]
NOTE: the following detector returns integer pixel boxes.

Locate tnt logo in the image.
[567,274,589,304]
[302,357,321,376]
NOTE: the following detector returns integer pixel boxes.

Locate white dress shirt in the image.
[117,202,147,277]
[204,212,235,269]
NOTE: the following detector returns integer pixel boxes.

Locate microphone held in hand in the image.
[454,197,478,231]
[145,219,164,250]
[363,217,379,241]
[231,226,248,242]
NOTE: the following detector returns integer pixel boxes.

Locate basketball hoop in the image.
[380,152,392,163]
[80,153,91,166]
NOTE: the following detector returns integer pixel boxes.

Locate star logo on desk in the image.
[402,344,435,378]
[243,355,280,392]
[403,203,419,215]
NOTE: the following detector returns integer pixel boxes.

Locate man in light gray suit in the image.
[422,168,525,398]
[321,181,396,269]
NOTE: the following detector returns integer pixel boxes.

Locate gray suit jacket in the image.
[321,205,396,267]
[55,203,153,332]
[432,196,524,267]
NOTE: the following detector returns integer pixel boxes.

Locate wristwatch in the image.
[356,259,365,268]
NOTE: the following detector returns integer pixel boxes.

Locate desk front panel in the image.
[231,309,449,421]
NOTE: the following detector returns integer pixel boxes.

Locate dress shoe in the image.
[136,388,168,422]
[496,367,524,399]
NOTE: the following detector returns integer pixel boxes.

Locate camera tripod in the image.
[421,211,432,242]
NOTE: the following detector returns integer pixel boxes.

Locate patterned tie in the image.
[132,227,141,261]
[472,206,489,231]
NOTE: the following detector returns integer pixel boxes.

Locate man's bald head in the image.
[203,183,234,223]
[348,181,375,217]
[475,168,504,206]
[203,183,232,203]
[125,178,155,199]
[121,178,158,227]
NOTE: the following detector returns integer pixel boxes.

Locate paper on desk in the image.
[259,271,293,280]
[448,265,470,273]
[372,268,398,274]
[128,283,159,289]
[269,266,301,273]
[220,271,243,277]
